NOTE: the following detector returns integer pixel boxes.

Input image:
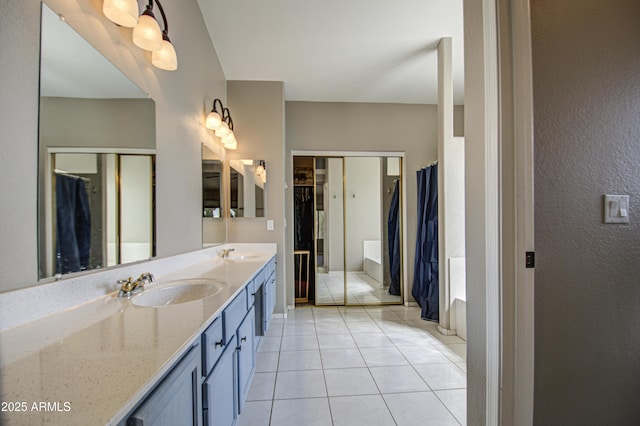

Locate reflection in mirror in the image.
[202,145,226,247]
[229,160,266,218]
[38,3,156,279]
[202,146,222,218]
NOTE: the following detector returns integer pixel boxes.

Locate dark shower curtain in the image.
[388,179,401,295]
[56,174,91,275]
[411,164,439,321]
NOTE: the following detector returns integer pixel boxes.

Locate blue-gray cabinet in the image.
[236,307,255,413]
[127,344,201,426]
[203,335,237,426]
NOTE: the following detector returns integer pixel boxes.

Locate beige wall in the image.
[39,97,155,150]
[285,101,463,307]
[226,81,287,313]
[0,0,226,292]
[531,0,640,423]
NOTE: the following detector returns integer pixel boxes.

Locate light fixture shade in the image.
[103,0,139,27]
[206,111,222,130]
[133,11,163,51]
[223,136,237,150]
[215,121,230,138]
[152,37,178,71]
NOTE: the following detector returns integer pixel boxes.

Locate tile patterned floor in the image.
[238,305,467,426]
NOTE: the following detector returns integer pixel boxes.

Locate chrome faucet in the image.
[117,272,155,297]
[217,248,235,259]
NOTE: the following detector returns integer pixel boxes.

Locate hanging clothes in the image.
[411,164,439,321]
[56,174,91,274]
[387,179,401,295]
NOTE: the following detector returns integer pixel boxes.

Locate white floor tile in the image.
[435,389,467,425]
[369,365,430,393]
[246,372,276,401]
[396,345,451,365]
[237,400,271,426]
[274,370,327,399]
[329,394,396,426]
[283,323,318,336]
[270,398,332,426]
[383,391,460,426]
[324,368,379,396]
[414,363,467,390]
[320,348,366,369]
[281,335,319,351]
[347,321,383,333]
[352,333,394,348]
[257,336,282,352]
[435,343,467,363]
[359,346,409,367]
[315,322,350,335]
[256,351,279,372]
[278,350,322,371]
[317,333,357,350]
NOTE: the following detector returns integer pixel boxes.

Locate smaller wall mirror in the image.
[229,160,266,218]
[202,145,226,247]
[202,146,222,218]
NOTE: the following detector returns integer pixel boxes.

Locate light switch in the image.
[604,194,630,224]
[267,219,274,231]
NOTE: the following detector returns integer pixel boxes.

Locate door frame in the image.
[465,0,535,424]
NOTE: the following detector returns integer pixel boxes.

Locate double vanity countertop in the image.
[0,245,276,426]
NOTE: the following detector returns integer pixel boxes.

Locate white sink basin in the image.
[132,278,227,307]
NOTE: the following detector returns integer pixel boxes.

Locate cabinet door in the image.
[236,307,255,414]
[203,335,237,426]
[128,344,201,426]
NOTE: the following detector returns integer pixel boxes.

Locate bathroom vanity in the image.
[0,244,277,426]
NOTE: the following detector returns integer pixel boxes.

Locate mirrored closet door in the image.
[293,155,403,306]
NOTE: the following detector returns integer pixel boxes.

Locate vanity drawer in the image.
[223,288,248,340]
[202,316,225,376]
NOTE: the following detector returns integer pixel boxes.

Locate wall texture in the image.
[0,0,226,292]
[531,0,640,423]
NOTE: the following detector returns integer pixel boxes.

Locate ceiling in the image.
[197,0,464,105]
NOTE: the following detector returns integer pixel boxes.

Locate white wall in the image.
[0,0,226,292]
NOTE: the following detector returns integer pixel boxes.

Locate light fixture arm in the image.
[222,107,234,131]
[210,98,224,115]
[153,0,170,38]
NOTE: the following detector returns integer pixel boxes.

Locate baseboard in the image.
[437,325,458,336]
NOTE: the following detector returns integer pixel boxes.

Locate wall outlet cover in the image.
[604,194,630,224]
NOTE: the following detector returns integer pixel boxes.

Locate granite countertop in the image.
[0,248,275,426]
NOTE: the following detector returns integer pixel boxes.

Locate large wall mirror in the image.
[229,160,266,218]
[37,3,156,279]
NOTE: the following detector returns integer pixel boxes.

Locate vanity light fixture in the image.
[205,98,224,130]
[205,98,237,150]
[103,0,178,71]
[150,0,178,70]
[102,0,139,28]
[132,1,163,51]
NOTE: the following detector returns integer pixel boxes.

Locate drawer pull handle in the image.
[241,336,247,342]
[236,345,242,351]
[214,339,224,347]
